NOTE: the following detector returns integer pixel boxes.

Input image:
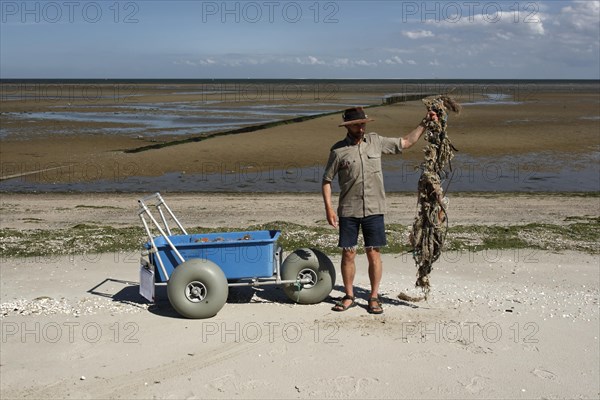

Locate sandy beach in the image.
[1,192,599,399]
[1,250,598,399]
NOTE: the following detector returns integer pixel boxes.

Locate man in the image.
[322,106,438,314]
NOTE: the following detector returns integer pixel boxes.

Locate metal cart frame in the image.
[137,193,336,318]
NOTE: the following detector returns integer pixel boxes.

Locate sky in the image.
[1,0,599,79]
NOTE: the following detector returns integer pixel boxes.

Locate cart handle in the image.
[138,192,189,280]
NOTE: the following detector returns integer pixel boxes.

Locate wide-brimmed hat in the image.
[338,107,375,127]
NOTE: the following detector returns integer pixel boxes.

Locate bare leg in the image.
[366,247,383,313]
[333,248,357,309]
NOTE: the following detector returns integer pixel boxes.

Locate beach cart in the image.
[137,193,336,319]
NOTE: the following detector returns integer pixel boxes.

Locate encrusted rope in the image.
[401,95,461,302]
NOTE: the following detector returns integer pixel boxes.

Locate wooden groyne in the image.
[124,94,434,154]
[382,93,434,105]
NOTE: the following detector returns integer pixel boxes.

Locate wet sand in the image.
[1,83,599,186]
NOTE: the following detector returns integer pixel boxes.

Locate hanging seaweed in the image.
[405,95,461,301]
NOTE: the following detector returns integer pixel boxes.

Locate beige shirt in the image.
[323,132,402,218]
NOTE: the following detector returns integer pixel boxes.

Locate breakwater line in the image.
[124,93,433,154]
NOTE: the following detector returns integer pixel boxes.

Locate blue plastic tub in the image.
[147,230,281,282]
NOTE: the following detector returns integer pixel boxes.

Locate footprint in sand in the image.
[531,368,557,380]
[308,376,379,397]
[464,375,489,394]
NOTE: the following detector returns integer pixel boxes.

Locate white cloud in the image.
[176,54,383,69]
[495,32,512,40]
[432,10,546,36]
[399,0,598,77]
[384,56,404,65]
[293,56,377,68]
[294,56,326,65]
[562,0,600,31]
[558,0,600,42]
[382,48,414,54]
[174,58,217,67]
[402,30,434,39]
[308,56,325,65]
[332,58,350,67]
[383,56,418,66]
[169,0,598,79]
[175,55,272,68]
[354,59,377,67]
[199,58,217,66]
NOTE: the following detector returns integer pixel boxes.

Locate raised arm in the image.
[400,111,438,150]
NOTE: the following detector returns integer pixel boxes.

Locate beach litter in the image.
[402,95,461,301]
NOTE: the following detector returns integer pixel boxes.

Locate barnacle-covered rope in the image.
[403,95,461,301]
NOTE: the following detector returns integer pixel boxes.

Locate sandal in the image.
[367,297,384,314]
[332,295,357,312]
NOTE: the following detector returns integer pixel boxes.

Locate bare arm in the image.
[400,111,438,150]
[321,180,338,228]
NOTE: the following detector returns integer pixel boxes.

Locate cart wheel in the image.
[167,259,228,319]
[281,248,336,304]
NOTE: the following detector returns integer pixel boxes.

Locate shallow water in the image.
[1,151,597,193]
[1,103,341,138]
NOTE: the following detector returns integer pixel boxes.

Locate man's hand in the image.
[326,207,338,228]
[427,110,438,122]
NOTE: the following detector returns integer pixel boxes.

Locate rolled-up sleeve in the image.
[379,136,402,154]
[322,151,338,182]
